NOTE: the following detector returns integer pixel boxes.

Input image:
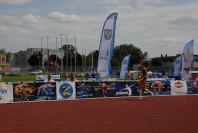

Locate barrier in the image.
[171,80,187,95]
[0,79,197,104]
[0,83,13,103]
[13,82,56,102]
[56,81,76,100]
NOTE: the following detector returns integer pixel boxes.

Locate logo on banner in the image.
[0,84,8,94]
[104,29,112,40]
[59,83,73,99]
[175,81,183,89]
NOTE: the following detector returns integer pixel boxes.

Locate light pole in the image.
[74,36,77,74]
[65,35,69,73]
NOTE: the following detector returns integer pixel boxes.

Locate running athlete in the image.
[138,62,148,100]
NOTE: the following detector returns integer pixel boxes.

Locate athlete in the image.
[138,62,148,100]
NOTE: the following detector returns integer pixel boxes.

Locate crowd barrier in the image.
[0,79,198,103]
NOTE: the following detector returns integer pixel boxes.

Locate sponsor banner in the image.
[149,80,171,95]
[56,82,76,100]
[35,82,56,100]
[97,13,118,77]
[187,80,198,94]
[174,56,182,77]
[51,75,60,82]
[36,75,60,82]
[76,81,94,98]
[115,81,138,96]
[120,55,131,80]
[171,80,187,95]
[13,82,56,102]
[13,83,36,102]
[76,81,138,98]
[181,40,194,80]
[36,75,48,82]
[0,83,13,103]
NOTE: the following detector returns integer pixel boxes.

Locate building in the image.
[12,48,64,72]
[151,54,198,72]
[0,49,12,74]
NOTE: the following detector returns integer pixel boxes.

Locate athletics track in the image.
[0,95,198,133]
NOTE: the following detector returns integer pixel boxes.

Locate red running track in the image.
[0,96,198,133]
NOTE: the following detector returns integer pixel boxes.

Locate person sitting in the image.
[96,72,102,81]
[84,73,90,80]
[67,73,76,82]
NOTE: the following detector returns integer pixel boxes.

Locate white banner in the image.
[120,55,131,79]
[56,82,76,100]
[182,40,194,80]
[36,75,48,82]
[51,75,60,82]
[97,13,118,77]
[0,83,13,103]
[171,80,187,95]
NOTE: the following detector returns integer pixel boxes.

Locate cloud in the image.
[0,0,31,5]
[0,0,198,57]
[48,11,84,23]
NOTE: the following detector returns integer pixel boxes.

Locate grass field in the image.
[1,74,83,82]
[2,75,36,82]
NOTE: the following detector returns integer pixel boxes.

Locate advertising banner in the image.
[56,82,76,100]
[0,83,13,103]
[13,83,36,102]
[181,40,194,80]
[97,13,118,77]
[171,80,187,95]
[149,80,171,95]
[115,81,138,96]
[76,81,94,98]
[76,81,138,98]
[13,82,56,102]
[36,75,48,82]
[35,82,56,100]
[187,80,198,94]
[120,55,131,80]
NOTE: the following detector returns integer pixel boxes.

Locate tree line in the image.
[27,43,148,71]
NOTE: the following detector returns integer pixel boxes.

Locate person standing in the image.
[138,62,148,100]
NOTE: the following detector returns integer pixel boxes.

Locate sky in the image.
[0,0,198,58]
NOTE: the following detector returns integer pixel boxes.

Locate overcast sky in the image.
[0,0,198,57]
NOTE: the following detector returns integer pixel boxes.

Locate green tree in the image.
[112,44,146,70]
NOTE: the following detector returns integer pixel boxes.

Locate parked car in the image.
[29,70,43,75]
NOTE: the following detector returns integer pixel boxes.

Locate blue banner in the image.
[182,40,194,80]
[97,13,118,77]
[120,55,131,80]
[174,56,182,77]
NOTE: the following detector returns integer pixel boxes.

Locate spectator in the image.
[67,73,76,82]
[84,73,90,80]
[96,72,102,81]
[91,69,96,78]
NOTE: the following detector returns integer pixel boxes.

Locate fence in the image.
[0,79,198,104]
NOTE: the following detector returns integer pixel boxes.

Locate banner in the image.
[13,83,36,102]
[187,80,198,94]
[76,81,94,98]
[182,40,194,80]
[76,81,138,98]
[120,55,131,80]
[149,80,171,95]
[36,82,56,100]
[13,82,56,102]
[0,83,13,103]
[115,81,138,96]
[36,75,48,82]
[56,82,76,100]
[171,80,187,95]
[97,13,118,77]
[174,56,182,77]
